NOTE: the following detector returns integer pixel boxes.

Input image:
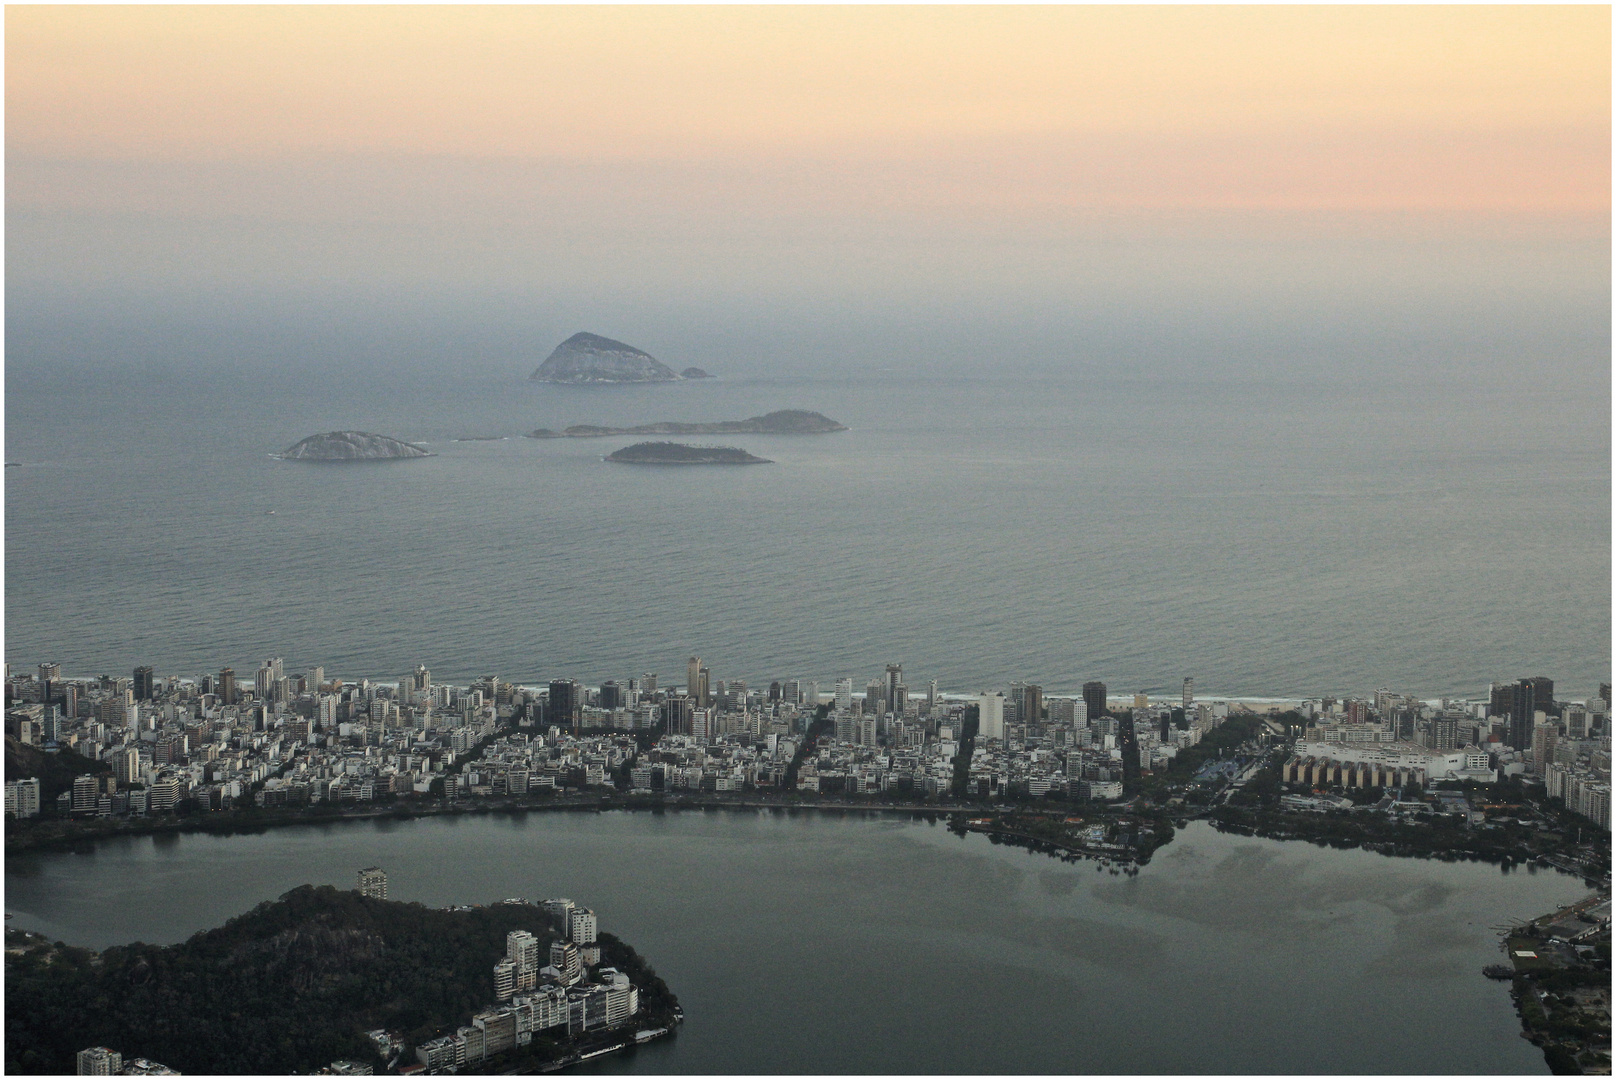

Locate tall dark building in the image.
[1527,676,1555,716]
[1502,677,1556,752]
[218,667,237,706]
[548,679,580,728]
[1600,682,1611,708]
[1082,681,1107,720]
[1489,681,1514,719]
[598,680,623,711]
[133,666,155,701]
[768,681,782,703]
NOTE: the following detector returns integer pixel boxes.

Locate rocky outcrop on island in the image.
[606,442,771,465]
[279,431,433,461]
[529,332,681,384]
[680,367,714,379]
[528,409,846,439]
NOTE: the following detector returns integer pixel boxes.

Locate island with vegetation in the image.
[279,432,432,461]
[529,409,845,439]
[4,884,680,1076]
[529,333,683,384]
[680,367,714,379]
[605,442,771,465]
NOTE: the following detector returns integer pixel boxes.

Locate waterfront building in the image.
[1083,681,1107,720]
[6,777,41,818]
[76,1048,122,1075]
[357,866,388,900]
[884,664,904,714]
[132,666,154,702]
[548,679,581,729]
[544,898,575,934]
[550,939,581,985]
[1183,677,1194,711]
[568,907,597,945]
[978,693,1005,742]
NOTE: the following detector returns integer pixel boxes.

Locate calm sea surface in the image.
[3,814,1587,1074]
[3,372,1608,698]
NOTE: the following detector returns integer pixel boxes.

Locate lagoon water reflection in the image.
[5,812,1582,1073]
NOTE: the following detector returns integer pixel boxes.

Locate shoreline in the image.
[6,794,1597,886]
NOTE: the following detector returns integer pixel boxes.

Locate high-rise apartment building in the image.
[1182,678,1194,711]
[1083,681,1108,721]
[884,664,904,715]
[548,679,580,729]
[132,666,154,702]
[568,907,598,945]
[549,939,581,985]
[544,897,576,934]
[978,692,1006,741]
[357,866,388,899]
[1011,683,1042,727]
[218,667,237,706]
[6,778,41,818]
[1532,722,1559,776]
[38,663,61,701]
[835,678,853,712]
[76,1048,122,1075]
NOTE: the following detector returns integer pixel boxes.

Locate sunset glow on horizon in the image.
[9,5,1609,214]
[6,6,1608,387]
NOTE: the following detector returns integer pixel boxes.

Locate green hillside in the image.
[5,884,677,1074]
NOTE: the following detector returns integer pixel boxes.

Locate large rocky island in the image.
[530,333,684,384]
[529,409,845,439]
[280,432,432,461]
[606,442,771,465]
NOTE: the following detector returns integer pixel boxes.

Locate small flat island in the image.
[606,442,771,465]
[279,431,432,461]
[530,409,845,439]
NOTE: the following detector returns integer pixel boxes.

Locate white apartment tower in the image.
[568,907,598,945]
[356,866,388,900]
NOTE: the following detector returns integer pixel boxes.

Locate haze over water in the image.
[4,357,1607,699]
[5,7,1610,697]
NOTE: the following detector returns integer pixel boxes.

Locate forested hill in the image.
[5,885,674,1075]
[5,735,109,804]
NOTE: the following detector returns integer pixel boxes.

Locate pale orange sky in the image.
[7,5,1611,213]
[6,3,1609,376]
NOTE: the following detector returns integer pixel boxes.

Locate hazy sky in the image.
[7,6,1610,383]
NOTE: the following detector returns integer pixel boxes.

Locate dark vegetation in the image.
[948,705,981,799]
[5,885,677,1076]
[783,703,834,790]
[5,735,110,803]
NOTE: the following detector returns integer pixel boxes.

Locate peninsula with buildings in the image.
[6,870,677,1075]
[527,410,845,439]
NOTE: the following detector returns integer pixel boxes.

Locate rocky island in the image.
[279,432,433,461]
[529,409,845,439]
[680,367,714,379]
[606,442,771,465]
[530,333,683,384]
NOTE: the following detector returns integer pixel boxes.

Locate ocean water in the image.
[4,368,1608,698]
[2,813,1586,1074]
